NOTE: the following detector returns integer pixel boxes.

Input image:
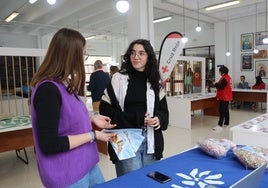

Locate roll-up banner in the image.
[158,32,185,84]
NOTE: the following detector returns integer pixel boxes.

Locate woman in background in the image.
[252,75,265,89]
[251,76,265,110]
[213,65,232,132]
[184,67,193,94]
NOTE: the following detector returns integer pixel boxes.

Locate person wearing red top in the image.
[251,76,265,110]
[213,66,233,132]
[252,76,265,89]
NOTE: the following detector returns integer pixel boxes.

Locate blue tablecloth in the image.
[94,148,268,188]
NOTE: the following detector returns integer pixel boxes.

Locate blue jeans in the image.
[115,131,156,177]
[68,164,104,188]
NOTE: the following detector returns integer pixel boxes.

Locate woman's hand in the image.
[145,114,161,130]
[91,114,116,129]
[95,130,117,142]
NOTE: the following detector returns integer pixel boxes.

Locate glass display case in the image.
[164,56,205,96]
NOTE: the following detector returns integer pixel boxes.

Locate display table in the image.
[167,93,219,129]
[93,147,268,188]
[232,88,268,112]
[230,113,268,148]
[0,116,33,164]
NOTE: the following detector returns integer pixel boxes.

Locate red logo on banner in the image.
[161,66,169,73]
[158,31,185,83]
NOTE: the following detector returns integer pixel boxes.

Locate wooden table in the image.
[167,93,219,129]
[232,88,268,112]
[0,126,33,153]
[0,116,34,164]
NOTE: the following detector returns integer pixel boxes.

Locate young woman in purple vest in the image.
[30,28,116,188]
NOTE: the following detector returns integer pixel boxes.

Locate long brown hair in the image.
[31,28,86,96]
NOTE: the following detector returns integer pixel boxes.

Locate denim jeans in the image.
[68,164,104,188]
[115,130,156,177]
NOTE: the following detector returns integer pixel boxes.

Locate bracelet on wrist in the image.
[89,130,96,143]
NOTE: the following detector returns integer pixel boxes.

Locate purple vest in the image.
[31,80,99,188]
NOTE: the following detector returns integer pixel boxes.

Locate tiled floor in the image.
[0,108,264,188]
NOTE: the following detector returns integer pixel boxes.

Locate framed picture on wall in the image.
[241,33,254,51]
[241,53,253,71]
[255,31,268,46]
[253,50,268,59]
[255,60,268,78]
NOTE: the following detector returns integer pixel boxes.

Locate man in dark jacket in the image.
[88,60,110,112]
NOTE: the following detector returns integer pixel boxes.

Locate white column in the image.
[128,0,154,46]
[214,22,226,81]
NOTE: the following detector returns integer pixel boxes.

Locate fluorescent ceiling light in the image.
[85,35,96,40]
[205,1,240,11]
[153,16,172,23]
[5,11,19,22]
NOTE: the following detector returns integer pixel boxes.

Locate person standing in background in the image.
[30,28,116,188]
[88,60,110,112]
[184,67,193,94]
[99,39,169,177]
[213,65,232,132]
[109,65,119,77]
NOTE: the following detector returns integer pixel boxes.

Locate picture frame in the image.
[241,53,253,71]
[255,60,268,78]
[253,50,268,59]
[241,33,254,51]
[255,31,268,46]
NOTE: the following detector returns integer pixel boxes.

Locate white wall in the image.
[215,13,268,87]
[1,13,268,87]
[0,33,38,48]
[39,32,127,65]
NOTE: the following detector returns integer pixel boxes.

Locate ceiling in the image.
[0,0,266,42]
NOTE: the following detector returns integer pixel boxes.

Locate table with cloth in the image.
[0,115,33,164]
[93,147,268,188]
